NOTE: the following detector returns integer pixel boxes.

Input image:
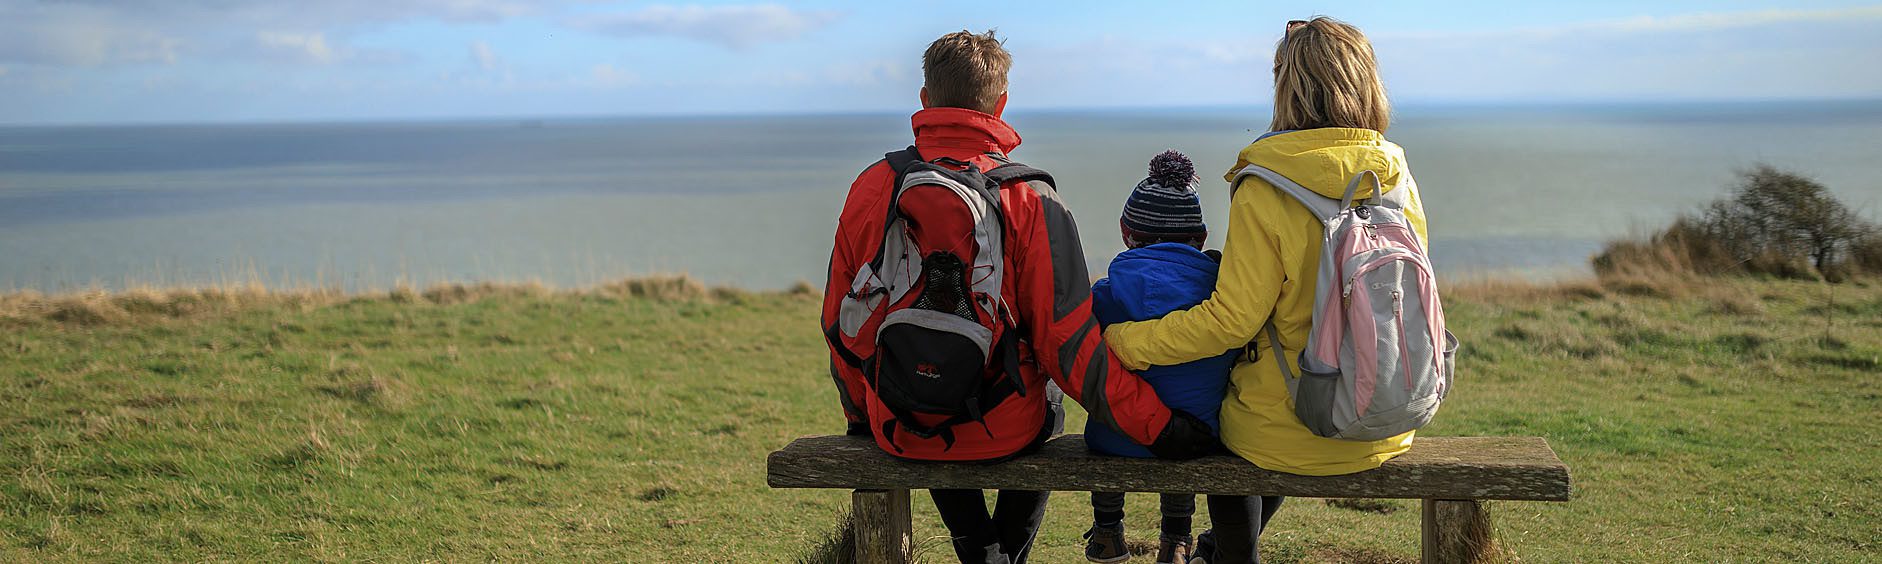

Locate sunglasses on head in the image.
[1277,20,1309,73]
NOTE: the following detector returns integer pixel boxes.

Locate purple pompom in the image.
[1147,150,1197,191]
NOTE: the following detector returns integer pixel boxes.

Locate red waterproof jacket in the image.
[821,107,1175,461]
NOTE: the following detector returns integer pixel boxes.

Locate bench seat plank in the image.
[768,434,1569,502]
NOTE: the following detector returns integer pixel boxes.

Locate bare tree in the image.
[1598,164,1880,281]
[1705,165,1868,275]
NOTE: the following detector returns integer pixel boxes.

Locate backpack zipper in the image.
[1393,290,1412,393]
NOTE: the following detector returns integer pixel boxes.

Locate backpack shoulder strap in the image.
[864,146,928,274]
[980,162,1047,250]
[1378,173,1415,210]
[885,145,923,176]
[1233,165,1340,225]
[1341,169,1384,209]
[985,161,1055,188]
[1264,319,1297,386]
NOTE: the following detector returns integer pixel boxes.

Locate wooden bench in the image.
[768,434,1570,564]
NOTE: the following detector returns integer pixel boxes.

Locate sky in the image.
[2,1,1881,124]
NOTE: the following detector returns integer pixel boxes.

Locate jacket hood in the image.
[1226,128,1407,201]
[1113,242,1219,278]
[1097,243,1220,325]
[911,107,1023,156]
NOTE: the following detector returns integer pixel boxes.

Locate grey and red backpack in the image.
[826,147,1053,453]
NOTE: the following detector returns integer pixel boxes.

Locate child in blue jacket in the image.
[1083,151,1239,564]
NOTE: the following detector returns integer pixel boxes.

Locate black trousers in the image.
[929,488,1050,564]
[928,388,1063,564]
[1199,494,1285,564]
[1090,491,1197,538]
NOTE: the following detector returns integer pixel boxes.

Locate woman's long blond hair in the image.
[1271,17,1390,133]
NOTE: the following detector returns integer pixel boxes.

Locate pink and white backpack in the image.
[1235,166,1460,441]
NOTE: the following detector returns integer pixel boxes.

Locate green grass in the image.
[2,277,1878,562]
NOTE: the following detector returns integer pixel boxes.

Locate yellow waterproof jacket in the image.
[1103,128,1427,476]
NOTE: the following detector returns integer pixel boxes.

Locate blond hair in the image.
[1271,17,1390,133]
[922,30,1011,113]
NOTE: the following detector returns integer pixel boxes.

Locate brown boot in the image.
[1083,523,1130,563]
[1156,534,1192,564]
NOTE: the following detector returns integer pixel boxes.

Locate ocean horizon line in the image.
[5,96,1881,130]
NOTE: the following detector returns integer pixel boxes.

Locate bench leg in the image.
[1421,499,1493,564]
[851,488,911,564]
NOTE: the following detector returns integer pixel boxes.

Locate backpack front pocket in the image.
[872,309,992,416]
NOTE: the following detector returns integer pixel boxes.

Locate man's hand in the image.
[1145,410,1219,460]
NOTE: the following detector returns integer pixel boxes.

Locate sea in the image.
[4,101,1881,293]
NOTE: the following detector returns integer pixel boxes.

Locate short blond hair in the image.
[922,30,1011,113]
[1271,17,1390,133]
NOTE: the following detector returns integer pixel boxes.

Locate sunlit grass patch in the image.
[1,276,1876,561]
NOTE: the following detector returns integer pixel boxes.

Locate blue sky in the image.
[2,1,1880,124]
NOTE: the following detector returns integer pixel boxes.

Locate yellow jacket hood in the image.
[1227,128,1408,202]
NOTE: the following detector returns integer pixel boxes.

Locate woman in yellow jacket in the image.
[1102,17,1430,563]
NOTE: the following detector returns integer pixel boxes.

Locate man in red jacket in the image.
[821,30,1217,564]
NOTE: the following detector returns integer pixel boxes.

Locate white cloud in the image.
[1012,36,1263,108]
[1596,6,1882,33]
[567,4,840,49]
[930,5,1882,111]
[1380,5,1882,41]
[227,31,406,66]
[822,59,909,87]
[1366,6,1882,101]
[590,63,639,87]
[1196,41,1268,66]
[256,32,336,65]
[423,39,512,86]
[0,0,565,67]
[471,40,499,71]
[0,3,182,67]
[69,0,544,29]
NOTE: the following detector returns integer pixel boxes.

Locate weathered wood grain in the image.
[850,489,911,564]
[768,434,1570,502]
[1423,499,1495,564]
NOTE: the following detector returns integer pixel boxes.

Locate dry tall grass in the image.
[1441,277,1608,305]
[0,274,801,326]
[0,286,337,326]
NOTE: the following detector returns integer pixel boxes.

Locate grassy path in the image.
[2,278,1878,561]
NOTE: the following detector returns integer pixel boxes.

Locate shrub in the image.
[1852,232,1882,275]
[1595,165,1879,282]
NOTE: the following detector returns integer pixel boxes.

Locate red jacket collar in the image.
[911,107,1022,156]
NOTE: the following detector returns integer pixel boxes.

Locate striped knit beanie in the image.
[1120,150,1207,248]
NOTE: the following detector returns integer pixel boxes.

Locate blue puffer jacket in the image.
[1085,242,1238,457]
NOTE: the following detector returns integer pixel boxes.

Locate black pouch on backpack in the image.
[872,251,996,420]
[874,316,989,416]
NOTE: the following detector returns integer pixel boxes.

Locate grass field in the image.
[1,276,1878,562]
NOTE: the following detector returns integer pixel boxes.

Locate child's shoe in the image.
[1186,530,1217,563]
[1083,523,1130,563]
[1155,534,1191,564]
